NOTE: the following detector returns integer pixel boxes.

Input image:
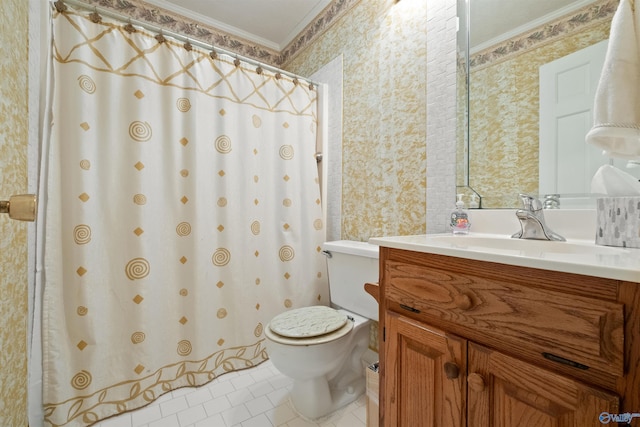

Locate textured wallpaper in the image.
[468,1,614,208]
[0,0,29,424]
[286,0,428,241]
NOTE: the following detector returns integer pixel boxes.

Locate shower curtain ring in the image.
[155,31,166,44]
[54,1,67,13]
[124,19,136,33]
[89,7,102,23]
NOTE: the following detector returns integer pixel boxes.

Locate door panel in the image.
[383,312,466,427]
[538,39,640,202]
[468,342,619,427]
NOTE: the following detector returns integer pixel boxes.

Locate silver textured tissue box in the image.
[596,197,640,248]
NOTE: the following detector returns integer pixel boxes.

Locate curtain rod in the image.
[53,0,319,88]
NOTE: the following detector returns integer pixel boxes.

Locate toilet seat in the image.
[266,306,354,346]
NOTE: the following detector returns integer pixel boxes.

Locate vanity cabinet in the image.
[377,246,638,427]
[467,342,618,426]
[384,312,466,426]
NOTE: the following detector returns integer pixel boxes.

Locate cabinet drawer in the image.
[385,261,624,377]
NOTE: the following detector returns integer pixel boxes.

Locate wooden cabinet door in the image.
[383,311,466,427]
[467,342,619,427]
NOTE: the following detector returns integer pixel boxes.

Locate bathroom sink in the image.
[426,234,625,256]
[370,219,640,282]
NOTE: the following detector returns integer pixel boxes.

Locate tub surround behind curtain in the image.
[43,6,326,426]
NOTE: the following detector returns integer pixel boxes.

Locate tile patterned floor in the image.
[94,360,368,427]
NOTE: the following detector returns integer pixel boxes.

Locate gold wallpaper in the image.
[286,0,428,241]
[468,1,615,208]
[0,0,29,425]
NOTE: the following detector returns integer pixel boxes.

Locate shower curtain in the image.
[41,5,327,426]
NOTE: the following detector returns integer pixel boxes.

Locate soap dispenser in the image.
[450,194,471,235]
[469,193,480,209]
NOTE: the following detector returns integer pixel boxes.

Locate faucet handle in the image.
[513,193,566,241]
[518,194,543,212]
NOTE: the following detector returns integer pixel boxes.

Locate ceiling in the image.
[143,0,599,53]
[144,0,332,51]
[470,0,597,49]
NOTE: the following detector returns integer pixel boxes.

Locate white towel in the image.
[585,0,640,160]
[591,164,640,196]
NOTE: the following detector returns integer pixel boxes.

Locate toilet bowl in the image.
[264,240,379,420]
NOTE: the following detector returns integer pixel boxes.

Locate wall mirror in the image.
[457,0,635,209]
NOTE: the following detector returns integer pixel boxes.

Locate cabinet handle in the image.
[468,373,486,392]
[454,293,473,310]
[399,304,421,314]
[443,362,460,379]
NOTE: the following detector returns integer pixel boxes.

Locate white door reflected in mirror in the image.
[539,39,640,207]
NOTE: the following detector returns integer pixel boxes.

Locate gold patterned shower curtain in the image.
[41,5,327,426]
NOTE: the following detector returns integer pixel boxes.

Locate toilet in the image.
[264,240,379,419]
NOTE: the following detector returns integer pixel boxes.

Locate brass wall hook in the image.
[0,194,37,222]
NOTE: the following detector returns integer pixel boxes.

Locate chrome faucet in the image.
[511,194,565,241]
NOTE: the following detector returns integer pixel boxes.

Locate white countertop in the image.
[369,233,640,282]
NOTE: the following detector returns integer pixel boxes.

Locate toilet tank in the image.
[322,240,379,321]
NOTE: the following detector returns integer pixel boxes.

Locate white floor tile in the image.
[285,417,320,427]
[265,387,290,408]
[227,388,255,406]
[241,413,274,427]
[220,404,252,426]
[245,395,274,417]
[148,413,180,427]
[209,380,237,398]
[171,387,193,398]
[160,396,189,417]
[334,411,365,427]
[89,360,371,427]
[193,413,226,427]
[352,401,367,423]
[176,404,208,426]
[265,402,297,426]
[247,380,275,398]
[230,373,257,390]
[185,387,214,407]
[203,396,232,416]
[249,367,275,383]
[268,374,292,390]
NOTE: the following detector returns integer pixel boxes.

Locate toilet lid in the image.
[269,306,348,338]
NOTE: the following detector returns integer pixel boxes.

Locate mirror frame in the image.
[456,0,476,205]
